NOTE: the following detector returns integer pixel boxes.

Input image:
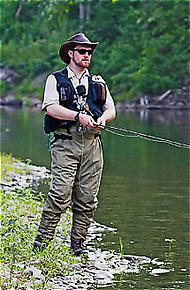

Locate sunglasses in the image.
[72,48,93,55]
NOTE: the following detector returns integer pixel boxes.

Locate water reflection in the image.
[1,107,189,289]
[120,108,190,126]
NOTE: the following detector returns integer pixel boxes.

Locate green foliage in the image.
[1,154,83,289]
[0,153,31,180]
[1,0,189,99]
[17,79,36,94]
[118,236,124,260]
[0,80,9,96]
[8,79,43,102]
[1,189,78,289]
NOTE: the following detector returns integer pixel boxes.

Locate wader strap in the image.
[54,133,100,140]
[54,134,73,141]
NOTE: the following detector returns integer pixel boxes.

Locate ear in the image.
[68,50,73,58]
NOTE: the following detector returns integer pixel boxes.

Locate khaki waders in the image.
[38,128,103,242]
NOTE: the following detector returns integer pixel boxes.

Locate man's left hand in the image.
[95,116,106,131]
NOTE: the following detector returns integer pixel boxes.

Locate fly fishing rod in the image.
[96,125,190,150]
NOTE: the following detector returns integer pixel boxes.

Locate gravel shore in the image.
[1,157,169,289]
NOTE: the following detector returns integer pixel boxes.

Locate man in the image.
[34,33,116,255]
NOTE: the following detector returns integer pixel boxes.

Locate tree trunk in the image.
[86,0,91,22]
[79,2,84,29]
[15,0,25,18]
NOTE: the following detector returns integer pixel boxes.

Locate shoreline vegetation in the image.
[1,154,170,289]
[0,67,189,111]
[1,1,189,111]
[1,153,79,289]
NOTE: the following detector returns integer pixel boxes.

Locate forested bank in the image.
[1,0,189,104]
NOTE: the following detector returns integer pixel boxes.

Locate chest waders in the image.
[35,69,106,251]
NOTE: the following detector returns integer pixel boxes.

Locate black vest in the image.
[44,68,107,134]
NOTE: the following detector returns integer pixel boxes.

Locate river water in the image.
[1,107,189,289]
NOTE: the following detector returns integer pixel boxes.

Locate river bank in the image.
[1,89,189,111]
[116,85,190,111]
[1,154,171,289]
[1,67,189,110]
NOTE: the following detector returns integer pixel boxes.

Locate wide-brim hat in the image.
[59,33,99,64]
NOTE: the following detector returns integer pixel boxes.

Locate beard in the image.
[73,56,90,68]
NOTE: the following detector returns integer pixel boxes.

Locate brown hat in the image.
[59,33,99,64]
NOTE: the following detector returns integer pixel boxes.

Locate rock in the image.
[31,71,51,86]
[1,95,23,107]
[0,67,18,84]
[124,255,151,264]
[88,221,117,234]
[0,94,41,108]
[151,258,164,265]
[116,83,190,111]
[94,270,114,280]
[151,268,170,275]
[28,97,42,107]
[94,260,110,270]
[6,98,23,107]
[30,259,42,265]
[1,265,11,279]
[0,98,6,105]
[24,266,43,279]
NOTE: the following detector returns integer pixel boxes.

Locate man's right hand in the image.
[79,114,97,128]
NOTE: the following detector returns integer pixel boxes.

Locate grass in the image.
[118,236,124,260]
[1,154,83,289]
[0,153,31,180]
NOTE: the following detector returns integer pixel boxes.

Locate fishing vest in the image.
[44,68,107,134]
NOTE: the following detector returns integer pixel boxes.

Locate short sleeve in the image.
[41,74,59,111]
[103,86,115,111]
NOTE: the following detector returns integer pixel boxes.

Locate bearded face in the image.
[68,45,93,68]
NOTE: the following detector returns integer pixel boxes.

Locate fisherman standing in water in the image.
[34,33,116,255]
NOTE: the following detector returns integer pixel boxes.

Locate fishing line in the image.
[105,128,138,138]
[98,125,190,149]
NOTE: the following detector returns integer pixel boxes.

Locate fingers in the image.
[79,114,97,128]
[78,114,106,129]
[94,117,106,131]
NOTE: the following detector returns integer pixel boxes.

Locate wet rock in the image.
[6,98,23,107]
[94,270,114,280]
[124,254,151,264]
[151,268,170,275]
[1,95,23,107]
[151,258,164,265]
[88,221,117,234]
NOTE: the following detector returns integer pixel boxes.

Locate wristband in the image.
[74,112,80,122]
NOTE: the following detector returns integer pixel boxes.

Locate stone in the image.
[151,268,170,275]
[24,266,43,279]
[0,67,18,83]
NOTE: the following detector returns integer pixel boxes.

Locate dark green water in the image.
[1,108,189,289]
